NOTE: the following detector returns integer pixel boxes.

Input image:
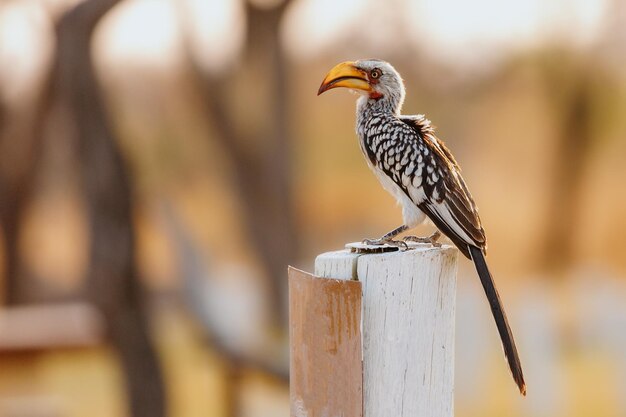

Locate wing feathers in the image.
[400,116,486,255]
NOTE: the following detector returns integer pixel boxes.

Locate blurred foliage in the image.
[0,0,625,416]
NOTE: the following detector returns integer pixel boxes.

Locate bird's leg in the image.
[403,230,442,247]
[363,225,409,249]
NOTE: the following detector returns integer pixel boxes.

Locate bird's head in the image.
[317,59,405,112]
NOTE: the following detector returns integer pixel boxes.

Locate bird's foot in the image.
[362,237,409,251]
[403,231,442,247]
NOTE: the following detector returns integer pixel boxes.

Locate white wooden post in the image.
[314,244,458,417]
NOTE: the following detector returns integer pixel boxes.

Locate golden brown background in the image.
[0,0,625,416]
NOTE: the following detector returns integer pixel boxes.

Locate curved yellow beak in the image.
[317,61,372,95]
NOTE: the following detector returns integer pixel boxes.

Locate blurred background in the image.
[0,0,625,416]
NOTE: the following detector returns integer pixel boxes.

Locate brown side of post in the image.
[288,267,363,417]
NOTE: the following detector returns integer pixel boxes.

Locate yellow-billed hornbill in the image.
[318,59,526,396]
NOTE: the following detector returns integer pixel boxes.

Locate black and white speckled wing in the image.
[360,112,487,258]
[400,115,487,258]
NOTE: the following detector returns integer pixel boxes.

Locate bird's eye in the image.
[370,69,382,79]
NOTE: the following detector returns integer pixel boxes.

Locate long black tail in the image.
[469,245,526,396]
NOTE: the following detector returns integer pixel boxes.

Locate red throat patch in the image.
[369,91,383,100]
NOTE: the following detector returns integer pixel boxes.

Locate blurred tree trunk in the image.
[54,1,166,416]
[540,70,593,274]
[182,0,297,327]
[0,73,51,305]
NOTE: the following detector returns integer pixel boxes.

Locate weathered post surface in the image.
[289,265,363,417]
[289,244,458,417]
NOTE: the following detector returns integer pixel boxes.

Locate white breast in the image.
[369,163,427,228]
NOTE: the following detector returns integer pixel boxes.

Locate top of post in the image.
[315,242,457,280]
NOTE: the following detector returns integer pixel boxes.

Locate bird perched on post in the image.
[318,59,526,396]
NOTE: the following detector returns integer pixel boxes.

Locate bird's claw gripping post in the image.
[362,237,409,251]
[354,224,411,252]
[403,231,442,247]
[346,238,405,253]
